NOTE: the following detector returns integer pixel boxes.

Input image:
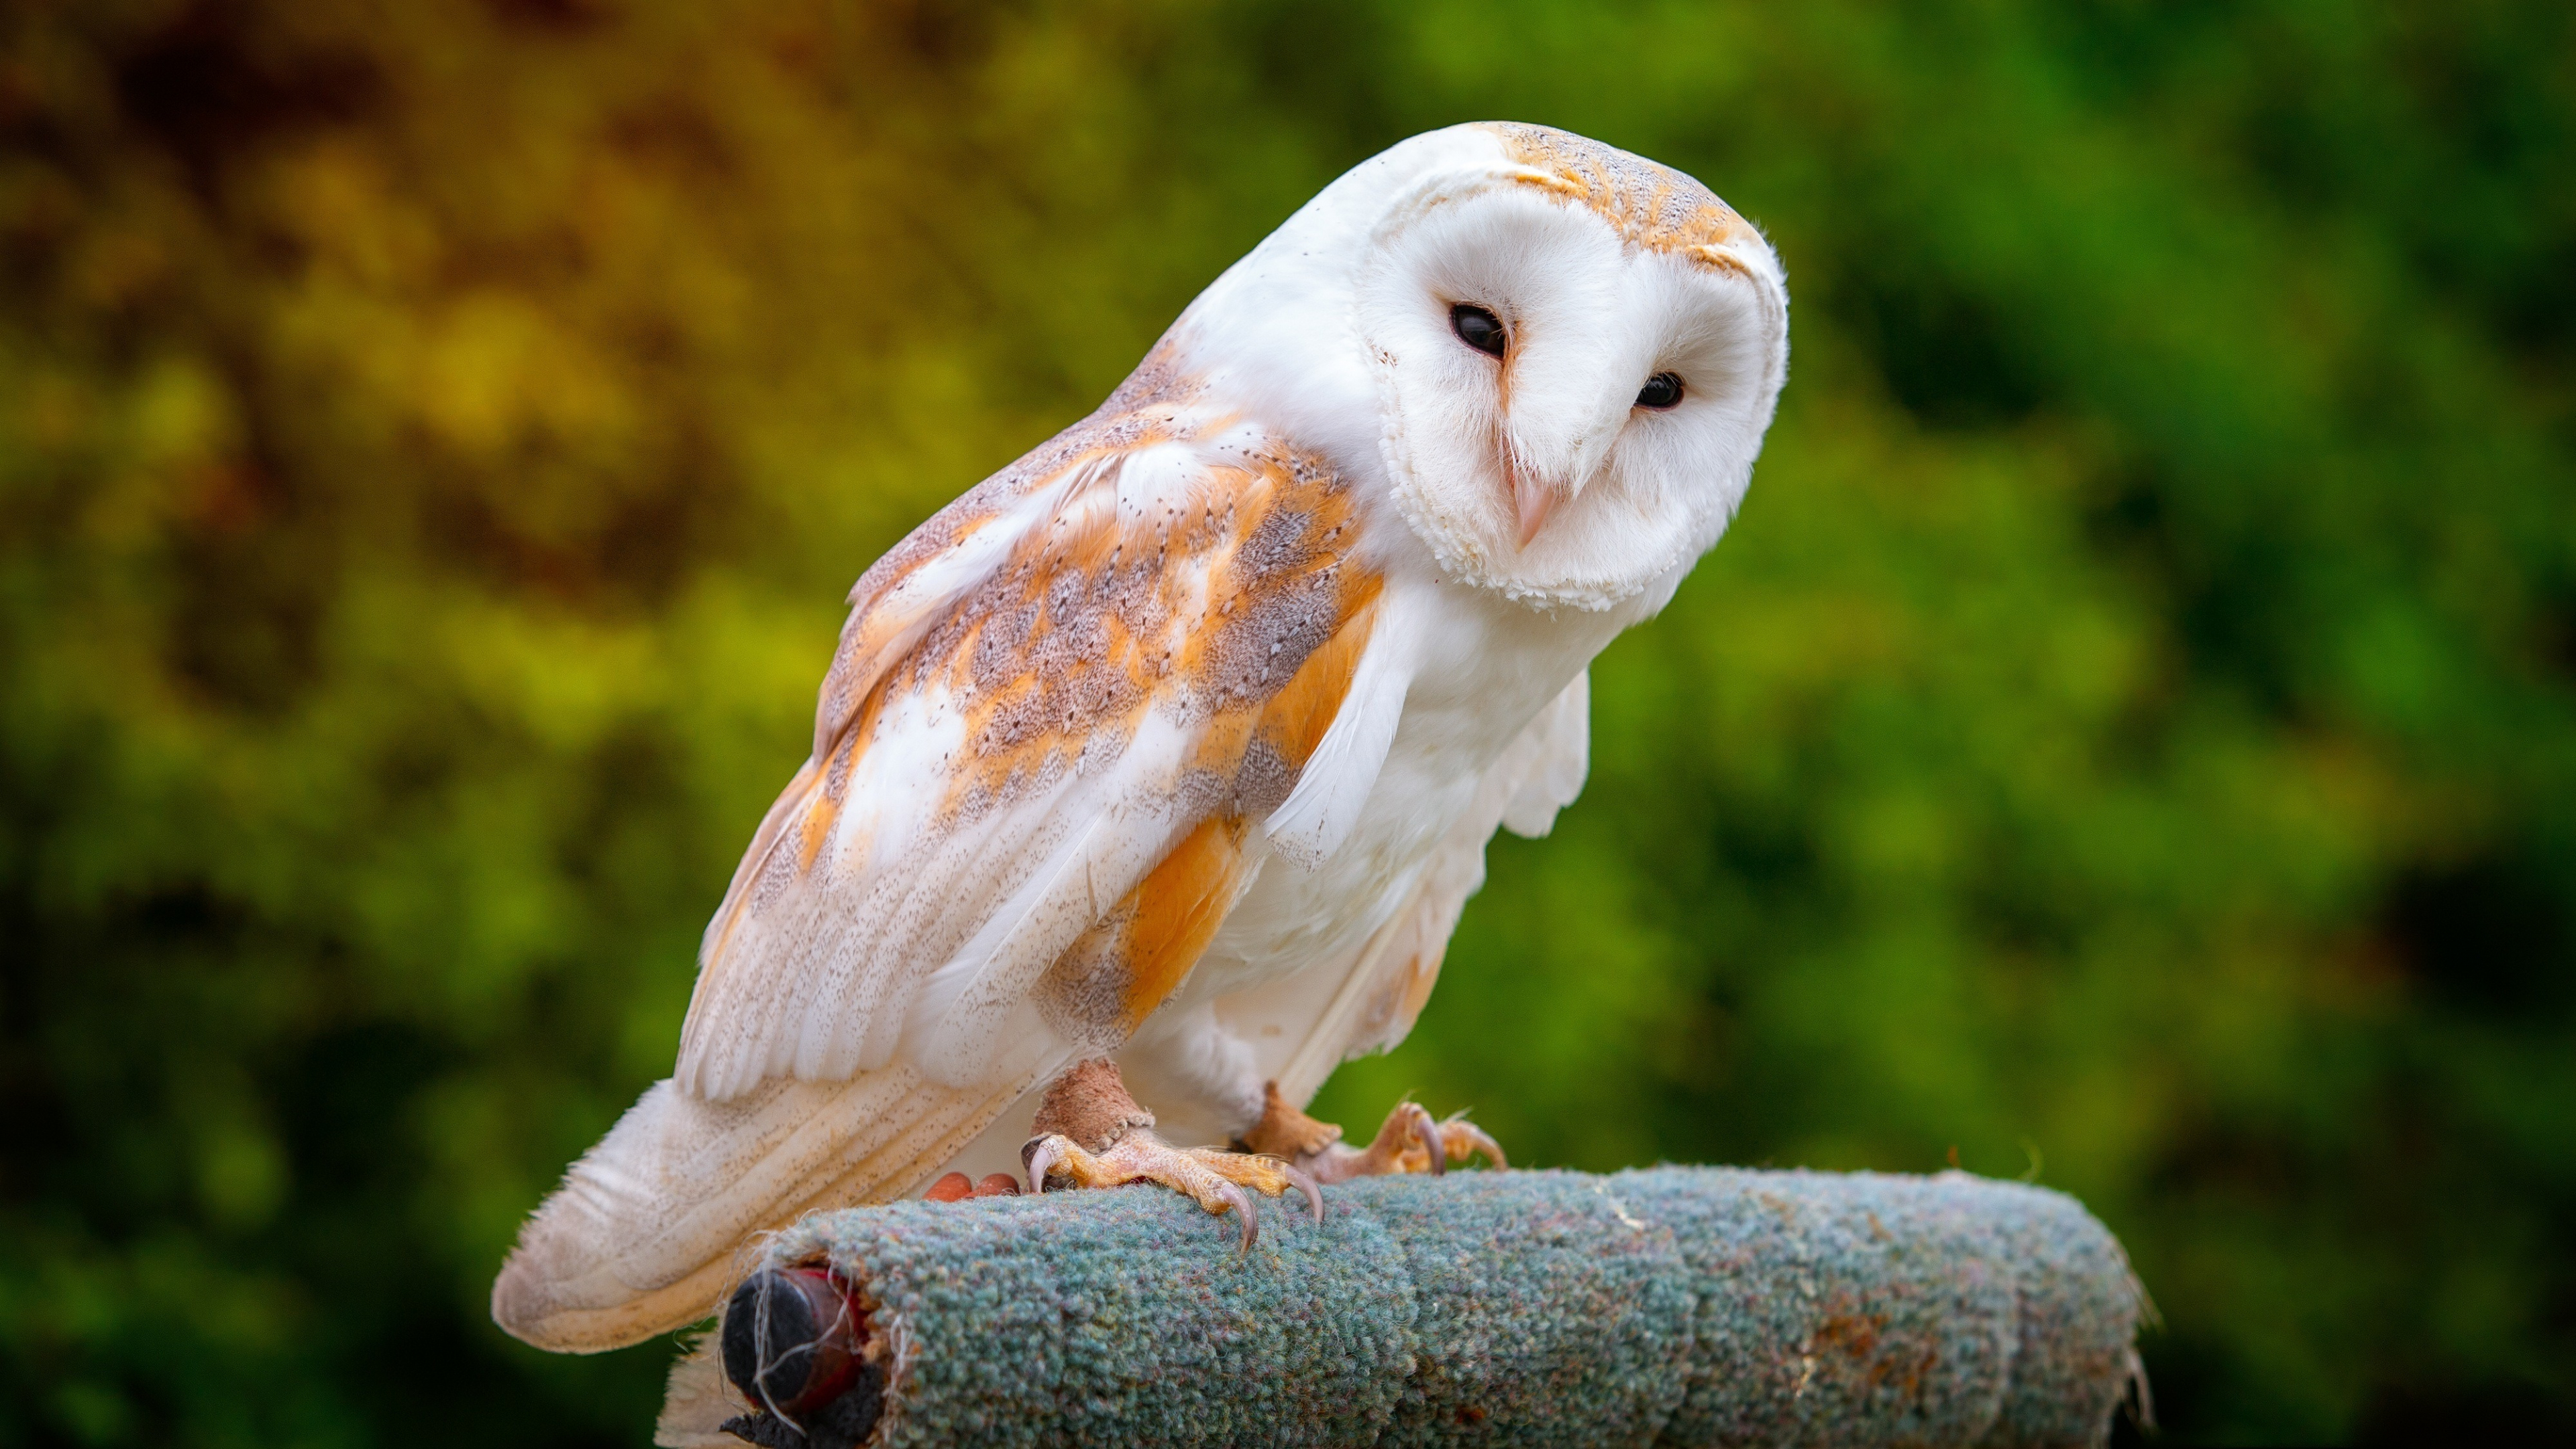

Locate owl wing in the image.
[1221,669,1590,1105]
[677,400,1399,1104]
[495,396,1418,1352]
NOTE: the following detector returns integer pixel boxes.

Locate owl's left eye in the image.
[1450,304,1509,358]
[1635,372,1684,409]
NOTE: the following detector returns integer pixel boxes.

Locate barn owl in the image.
[493,121,1787,1354]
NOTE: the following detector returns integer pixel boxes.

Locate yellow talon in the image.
[1019,1061,1323,1251]
[1240,1081,1507,1185]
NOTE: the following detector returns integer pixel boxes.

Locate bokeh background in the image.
[5,1,2572,1443]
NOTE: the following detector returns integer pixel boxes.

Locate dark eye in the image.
[1450,303,1508,357]
[1635,372,1684,409]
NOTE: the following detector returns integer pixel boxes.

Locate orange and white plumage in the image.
[494,122,1787,1352]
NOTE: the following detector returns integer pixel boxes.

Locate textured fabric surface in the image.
[751,1167,2141,1448]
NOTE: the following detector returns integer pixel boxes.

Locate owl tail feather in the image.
[492,1067,1021,1352]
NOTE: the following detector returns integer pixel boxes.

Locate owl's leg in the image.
[1238,1081,1505,1185]
[1019,1059,1321,1251]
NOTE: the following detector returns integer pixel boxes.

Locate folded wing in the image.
[496,384,1399,1350]
[679,406,1389,1103]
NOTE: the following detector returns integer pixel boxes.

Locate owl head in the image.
[1182,123,1788,612]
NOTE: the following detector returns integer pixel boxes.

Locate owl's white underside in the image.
[949,571,1629,1171]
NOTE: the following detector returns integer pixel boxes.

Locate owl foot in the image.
[1019,1060,1322,1252]
[1238,1081,1506,1185]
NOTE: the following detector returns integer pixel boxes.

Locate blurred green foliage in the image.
[3,1,2571,1443]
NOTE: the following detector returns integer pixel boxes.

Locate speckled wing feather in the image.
[678,376,1389,1104]
[495,380,1405,1352]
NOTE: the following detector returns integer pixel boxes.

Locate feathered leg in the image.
[1017,1060,1322,1250]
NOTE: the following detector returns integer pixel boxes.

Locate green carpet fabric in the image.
[756,1167,2141,1448]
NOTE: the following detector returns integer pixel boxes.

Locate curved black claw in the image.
[1023,1135,1069,1194]
[1281,1161,1326,1225]
[1409,1103,1446,1176]
[1220,1177,1258,1252]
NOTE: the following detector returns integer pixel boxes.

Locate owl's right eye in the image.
[1450,304,1508,358]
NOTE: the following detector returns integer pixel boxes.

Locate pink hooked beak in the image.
[1512,470,1559,549]
[1501,376,1626,550]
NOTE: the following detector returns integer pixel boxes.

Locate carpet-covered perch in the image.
[663,1167,2148,1449]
